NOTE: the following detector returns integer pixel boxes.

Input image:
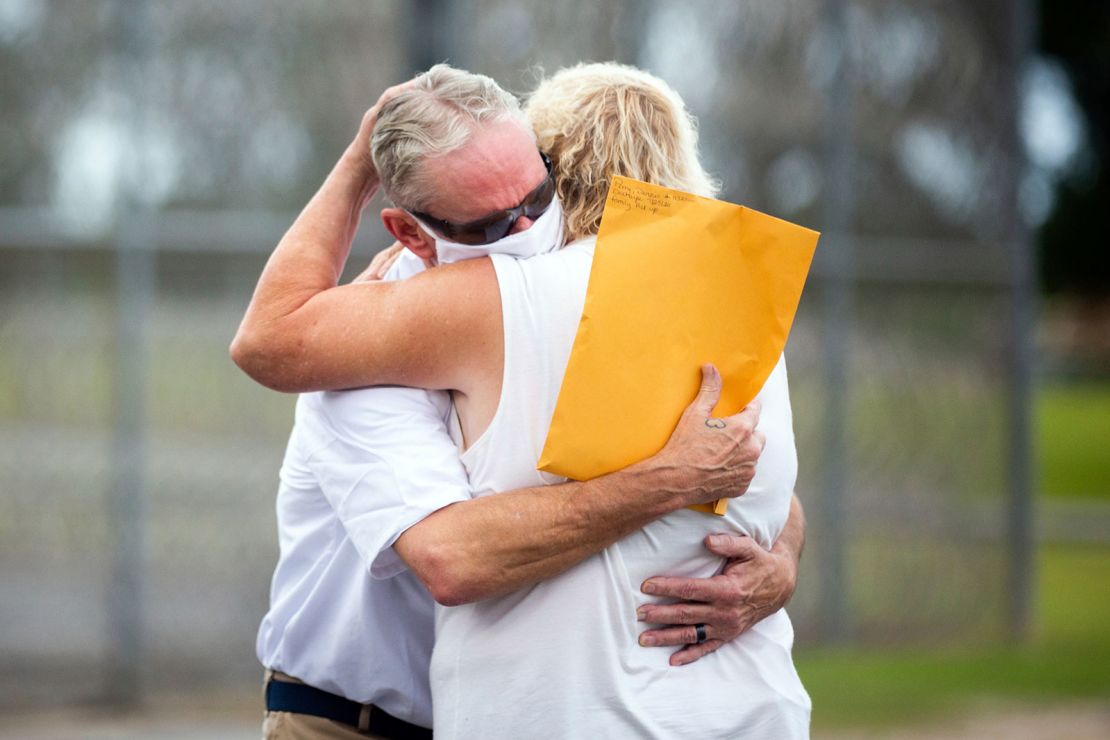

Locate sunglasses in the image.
[410,153,555,246]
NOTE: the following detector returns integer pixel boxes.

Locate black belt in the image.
[265,678,432,739]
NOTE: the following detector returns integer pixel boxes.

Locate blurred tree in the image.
[2,0,1095,264]
[1037,1,1110,296]
[0,2,407,216]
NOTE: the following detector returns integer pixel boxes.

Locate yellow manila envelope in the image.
[537,176,819,515]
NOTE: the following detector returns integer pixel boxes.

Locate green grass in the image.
[1037,380,1110,500]
[796,543,1110,730]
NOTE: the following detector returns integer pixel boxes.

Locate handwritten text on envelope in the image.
[537,176,820,515]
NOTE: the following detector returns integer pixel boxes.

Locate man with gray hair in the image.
[371,64,529,212]
[244,65,804,739]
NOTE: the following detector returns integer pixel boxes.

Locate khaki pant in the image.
[262,670,388,740]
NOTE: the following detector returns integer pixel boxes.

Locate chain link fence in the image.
[0,0,1035,708]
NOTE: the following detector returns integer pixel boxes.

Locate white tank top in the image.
[431,237,811,739]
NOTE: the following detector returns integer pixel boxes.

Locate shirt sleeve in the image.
[300,387,473,579]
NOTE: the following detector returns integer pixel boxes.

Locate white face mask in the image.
[416,197,565,266]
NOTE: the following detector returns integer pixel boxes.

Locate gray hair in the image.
[371,64,530,211]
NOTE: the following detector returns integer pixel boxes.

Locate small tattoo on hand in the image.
[705,418,726,429]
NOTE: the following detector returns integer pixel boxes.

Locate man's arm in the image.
[230,89,492,395]
[310,364,790,673]
[635,493,806,666]
[394,366,765,605]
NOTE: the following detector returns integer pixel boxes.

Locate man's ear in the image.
[381,208,437,264]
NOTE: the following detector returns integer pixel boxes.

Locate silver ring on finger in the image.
[694,623,708,644]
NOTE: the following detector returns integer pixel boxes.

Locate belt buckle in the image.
[358,702,373,733]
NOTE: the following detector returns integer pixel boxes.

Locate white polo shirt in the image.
[255,251,470,728]
[256,196,566,727]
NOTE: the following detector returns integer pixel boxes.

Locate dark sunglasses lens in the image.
[478,215,516,245]
[446,213,514,246]
[523,176,556,219]
[442,161,555,245]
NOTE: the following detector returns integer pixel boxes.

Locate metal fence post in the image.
[1004,0,1037,642]
[405,0,473,74]
[612,0,650,65]
[107,221,154,704]
[816,0,857,644]
[105,0,154,704]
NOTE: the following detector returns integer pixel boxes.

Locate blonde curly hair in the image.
[525,62,719,243]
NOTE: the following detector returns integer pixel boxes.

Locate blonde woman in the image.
[234,63,809,738]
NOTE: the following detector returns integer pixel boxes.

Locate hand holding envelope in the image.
[537,176,820,514]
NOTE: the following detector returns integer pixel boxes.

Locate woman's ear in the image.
[381,208,437,264]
